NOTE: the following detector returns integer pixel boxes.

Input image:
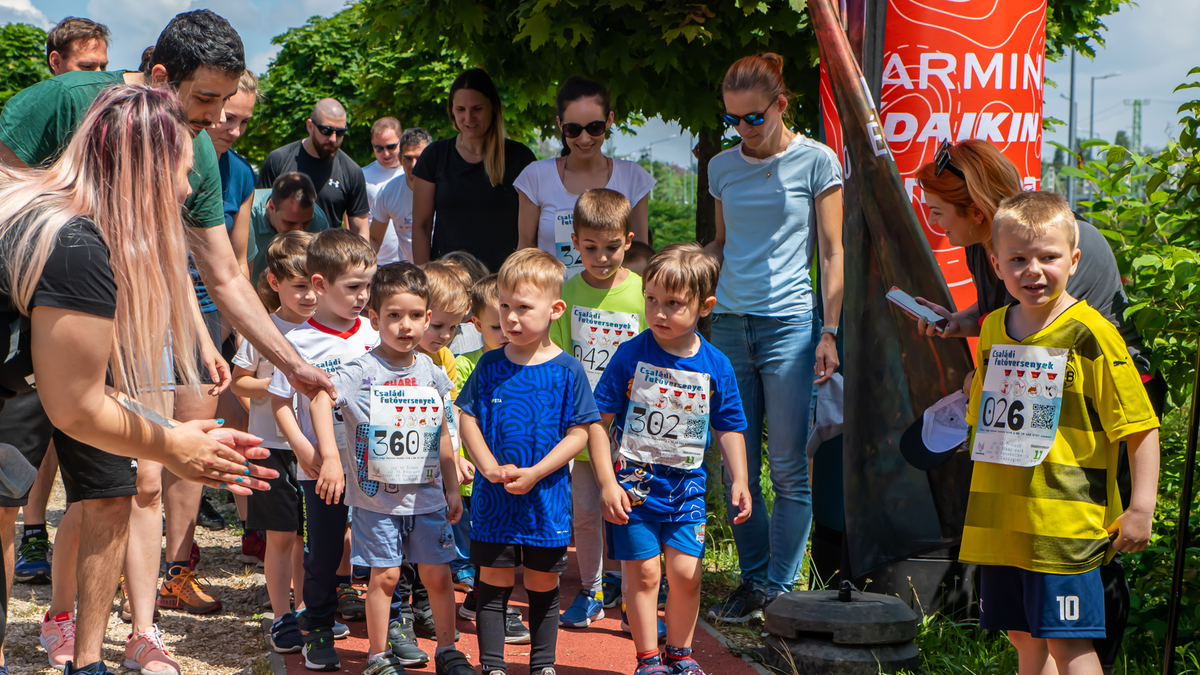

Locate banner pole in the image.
[1163,339,1200,675]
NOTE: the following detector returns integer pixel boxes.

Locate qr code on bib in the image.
[1031,404,1055,430]
[683,418,707,440]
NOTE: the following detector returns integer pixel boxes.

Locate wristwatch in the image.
[820,325,839,337]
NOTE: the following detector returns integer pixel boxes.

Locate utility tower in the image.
[1124,98,1150,152]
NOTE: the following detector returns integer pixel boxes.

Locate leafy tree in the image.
[0,23,51,111]
[1114,129,1130,149]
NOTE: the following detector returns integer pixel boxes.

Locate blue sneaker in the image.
[620,603,666,641]
[601,571,621,609]
[15,534,51,583]
[559,590,604,628]
[332,621,349,640]
[270,612,303,653]
[453,567,475,592]
[657,577,668,609]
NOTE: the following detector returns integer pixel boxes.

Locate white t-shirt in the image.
[513,157,655,278]
[231,312,303,449]
[268,317,380,479]
[370,175,416,264]
[362,161,404,264]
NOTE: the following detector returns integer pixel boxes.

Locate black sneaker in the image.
[706,580,767,624]
[458,586,477,620]
[337,583,366,621]
[434,648,476,675]
[388,618,429,666]
[64,662,113,674]
[363,655,408,675]
[413,607,460,641]
[302,626,340,671]
[196,494,226,531]
[504,606,531,644]
[270,612,304,653]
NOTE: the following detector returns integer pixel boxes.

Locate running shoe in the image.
[15,532,51,583]
[667,657,706,675]
[116,575,162,623]
[621,603,666,640]
[188,540,200,572]
[559,590,604,628]
[362,654,407,675]
[635,663,669,675]
[413,606,460,641]
[332,621,349,640]
[530,669,557,675]
[270,612,303,654]
[336,583,366,621]
[600,571,621,609]
[40,610,75,669]
[457,585,477,620]
[387,618,429,666]
[123,624,180,675]
[156,567,222,614]
[239,529,266,565]
[196,494,225,531]
[452,567,475,592]
[434,648,475,675]
[706,580,766,624]
[302,626,340,671]
[504,606,531,644]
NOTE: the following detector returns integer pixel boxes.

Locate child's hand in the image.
[457,455,475,485]
[730,480,752,524]
[446,492,463,526]
[601,482,631,525]
[295,446,321,484]
[502,467,541,495]
[484,464,520,483]
[1107,506,1153,552]
[316,461,343,505]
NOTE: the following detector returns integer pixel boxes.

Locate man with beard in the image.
[257,98,370,239]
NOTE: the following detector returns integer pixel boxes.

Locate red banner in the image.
[821,0,1047,312]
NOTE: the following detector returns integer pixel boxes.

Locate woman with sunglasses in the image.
[411,68,536,272]
[515,76,654,275]
[704,53,844,623]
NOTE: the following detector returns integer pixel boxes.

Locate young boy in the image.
[307,262,475,675]
[593,243,752,675]
[419,261,472,392]
[549,189,648,629]
[232,231,318,653]
[271,229,379,671]
[963,191,1159,675]
[623,241,656,278]
[456,249,600,675]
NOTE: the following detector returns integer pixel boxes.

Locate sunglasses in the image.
[313,123,348,138]
[562,120,607,139]
[720,111,766,127]
[934,140,965,180]
[372,142,399,153]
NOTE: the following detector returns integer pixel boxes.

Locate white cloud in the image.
[84,0,190,69]
[0,0,51,28]
[248,44,281,74]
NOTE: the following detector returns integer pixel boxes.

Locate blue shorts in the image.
[979,565,1105,639]
[606,518,706,560]
[351,507,458,568]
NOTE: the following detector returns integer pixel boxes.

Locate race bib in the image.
[970,345,1069,468]
[553,209,584,278]
[570,306,640,389]
[620,362,710,469]
[367,385,443,484]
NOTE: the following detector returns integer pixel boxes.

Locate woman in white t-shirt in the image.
[515,77,655,277]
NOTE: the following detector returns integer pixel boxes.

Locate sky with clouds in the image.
[10,0,1200,168]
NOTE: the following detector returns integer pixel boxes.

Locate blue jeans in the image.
[710,311,818,595]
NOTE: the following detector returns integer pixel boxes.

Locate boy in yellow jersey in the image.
[963,191,1159,675]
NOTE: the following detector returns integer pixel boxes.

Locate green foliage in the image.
[649,199,697,249]
[1045,0,1133,59]
[0,23,50,111]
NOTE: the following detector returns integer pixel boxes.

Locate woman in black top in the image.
[411,68,536,271]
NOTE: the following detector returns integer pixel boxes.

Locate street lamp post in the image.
[638,133,679,201]
[1066,49,1076,211]
[1090,71,1121,141]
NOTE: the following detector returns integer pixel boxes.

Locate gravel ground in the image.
[6,482,271,675]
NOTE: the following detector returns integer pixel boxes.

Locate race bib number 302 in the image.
[620,362,710,469]
[571,306,640,389]
[368,385,443,484]
[970,345,1069,468]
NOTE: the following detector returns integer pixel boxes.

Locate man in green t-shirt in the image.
[246,173,333,283]
[0,10,333,675]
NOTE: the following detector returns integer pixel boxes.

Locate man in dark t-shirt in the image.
[256,98,370,239]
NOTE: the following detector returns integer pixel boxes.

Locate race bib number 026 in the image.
[570,306,639,389]
[368,385,443,484]
[620,362,710,469]
[970,345,1068,468]
[554,210,585,279]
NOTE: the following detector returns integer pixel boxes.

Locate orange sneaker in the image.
[39,610,74,669]
[156,566,222,614]
[124,625,180,675]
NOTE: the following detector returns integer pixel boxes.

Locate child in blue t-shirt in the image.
[455,249,600,675]
[593,243,752,675]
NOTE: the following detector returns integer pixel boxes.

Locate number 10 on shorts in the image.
[1056,595,1080,621]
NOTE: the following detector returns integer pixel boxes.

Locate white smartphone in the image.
[886,286,948,331]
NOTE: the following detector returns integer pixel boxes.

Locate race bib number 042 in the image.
[571,306,640,390]
[368,385,443,484]
[970,345,1069,468]
[620,362,710,469]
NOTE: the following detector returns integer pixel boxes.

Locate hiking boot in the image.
[706,580,766,624]
[157,567,222,614]
[387,618,428,666]
[123,624,180,675]
[457,585,477,620]
[504,606,531,644]
[600,571,621,609]
[435,648,475,675]
[621,603,666,640]
[40,610,75,669]
[363,655,407,675]
[270,612,303,654]
[239,530,266,565]
[15,532,51,583]
[197,494,225,531]
[337,583,366,620]
[302,626,340,671]
[559,590,604,628]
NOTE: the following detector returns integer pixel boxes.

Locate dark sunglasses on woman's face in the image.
[562,120,607,139]
[934,139,965,180]
[720,111,766,127]
[314,123,349,138]
[373,142,399,153]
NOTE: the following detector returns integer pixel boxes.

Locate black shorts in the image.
[0,390,137,506]
[470,540,568,573]
[247,447,303,533]
[175,309,223,386]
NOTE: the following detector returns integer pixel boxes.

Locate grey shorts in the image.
[350,507,457,568]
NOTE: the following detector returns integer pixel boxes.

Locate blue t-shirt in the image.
[456,348,600,546]
[593,331,746,522]
[190,150,257,312]
[707,134,842,316]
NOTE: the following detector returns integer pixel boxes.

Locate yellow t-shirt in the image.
[960,301,1159,574]
[421,346,459,400]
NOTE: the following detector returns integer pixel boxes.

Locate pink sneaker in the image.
[124,625,180,675]
[39,610,75,669]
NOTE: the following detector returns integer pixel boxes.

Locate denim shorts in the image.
[350,507,457,568]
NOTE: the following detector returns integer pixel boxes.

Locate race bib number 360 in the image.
[571,306,639,389]
[970,345,1068,468]
[368,385,443,484]
[620,362,710,469]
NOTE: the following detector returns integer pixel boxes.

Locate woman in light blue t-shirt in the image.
[704,53,844,621]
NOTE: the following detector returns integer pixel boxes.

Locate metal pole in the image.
[1090,77,1096,141]
[1067,49,1077,211]
[1163,342,1200,675]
